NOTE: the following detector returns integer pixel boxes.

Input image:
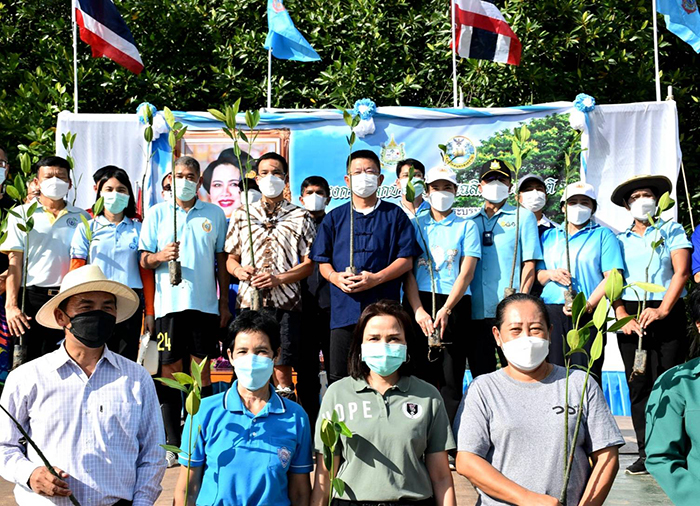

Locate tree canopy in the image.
[1,0,698,225]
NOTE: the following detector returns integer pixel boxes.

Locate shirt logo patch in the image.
[66,217,78,228]
[499,220,515,228]
[129,237,138,250]
[402,402,423,420]
[277,446,291,468]
[202,220,212,233]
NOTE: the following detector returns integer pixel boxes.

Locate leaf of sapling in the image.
[571,292,587,324]
[172,372,194,386]
[252,110,261,128]
[578,327,591,347]
[323,445,333,472]
[20,153,31,175]
[80,214,91,242]
[173,122,184,131]
[352,115,361,128]
[233,144,241,158]
[566,329,581,352]
[8,208,21,219]
[61,133,68,149]
[338,421,353,438]
[245,111,255,129]
[320,418,336,449]
[651,238,665,250]
[168,131,176,149]
[233,98,242,118]
[176,127,188,141]
[590,330,604,363]
[238,130,249,143]
[633,281,666,293]
[190,357,203,388]
[93,196,104,216]
[657,192,672,212]
[592,298,609,330]
[17,224,26,233]
[185,389,200,416]
[161,444,183,454]
[208,109,227,122]
[154,377,189,393]
[521,125,531,142]
[25,219,33,233]
[604,269,624,302]
[608,315,635,333]
[646,213,656,227]
[331,409,340,424]
[144,126,153,144]
[332,478,346,496]
[349,132,356,146]
[405,181,415,203]
[343,110,352,127]
[5,186,20,202]
[163,107,175,127]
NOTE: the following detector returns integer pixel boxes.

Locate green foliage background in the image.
[1,0,698,226]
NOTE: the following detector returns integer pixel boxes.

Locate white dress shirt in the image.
[0,344,165,505]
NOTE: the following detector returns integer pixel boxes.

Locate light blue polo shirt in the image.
[71,215,143,289]
[139,199,227,318]
[180,381,314,506]
[617,219,692,301]
[467,203,543,319]
[413,211,481,295]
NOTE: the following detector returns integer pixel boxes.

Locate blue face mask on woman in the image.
[361,342,407,377]
[232,354,274,391]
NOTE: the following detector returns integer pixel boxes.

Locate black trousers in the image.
[468,318,507,378]
[617,299,688,457]
[546,304,604,387]
[329,325,355,384]
[296,301,331,426]
[403,292,470,425]
[107,290,144,361]
[22,287,65,361]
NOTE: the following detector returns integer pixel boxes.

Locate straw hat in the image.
[35,265,140,329]
[610,175,672,207]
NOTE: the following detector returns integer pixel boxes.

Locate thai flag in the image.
[75,0,144,74]
[453,0,521,66]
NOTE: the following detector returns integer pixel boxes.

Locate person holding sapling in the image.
[467,159,542,377]
[403,165,480,424]
[311,150,421,383]
[139,156,230,467]
[0,265,165,505]
[395,158,429,219]
[537,182,624,385]
[70,166,156,360]
[173,311,313,506]
[454,294,623,506]
[226,153,316,400]
[610,175,692,475]
[297,175,332,422]
[2,156,90,360]
[645,286,700,506]
[311,300,456,506]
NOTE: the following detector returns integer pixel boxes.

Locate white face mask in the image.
[629,197,657,222]
[481,180,510,203]
[257,175,286,198]
[302,192,327,212]
[351,173,379,198]
[40,177,70,201]
[521,190,546,213]
[567,203,592,225]
[246,189,262,204]
[400,177,425,199]
[427,191,455,212]
[0,168,6,186]
[501,335,550,372]
[163,190,173,203]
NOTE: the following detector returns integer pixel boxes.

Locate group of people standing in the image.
[0,143,698,506]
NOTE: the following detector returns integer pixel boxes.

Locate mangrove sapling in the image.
[162,107,188,286]
[78,197,104,263]
[156,357,206,506]
[0,404,82,505]
[343,109,361,275]
[61,131,80,206]
[504,125,531,298]
[5,153,38,368]
[561,132,584,312]
[319,409,353,506]
[208,101,262,309]
[139,105,156,214]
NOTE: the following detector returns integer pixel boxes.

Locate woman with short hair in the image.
[173,311,313,506]
[455,293,623,506]
[311,300,456,506]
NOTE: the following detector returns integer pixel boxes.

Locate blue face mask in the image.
[232,354,274,391]
[175,178,198,202]
[102,191,129,214]
[361,342,407,377]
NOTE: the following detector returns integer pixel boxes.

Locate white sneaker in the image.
[166,450,180,468]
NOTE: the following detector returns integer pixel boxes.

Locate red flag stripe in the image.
[455,6,518,40]
[75,9,144,74]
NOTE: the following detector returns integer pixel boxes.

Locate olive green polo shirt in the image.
[646,357,700,506]
[314,375,456,501]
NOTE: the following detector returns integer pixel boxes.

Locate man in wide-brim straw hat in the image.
[0,265,166,505]
[609,174,692,476]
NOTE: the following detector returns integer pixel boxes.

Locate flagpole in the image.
[651,0,662,101]
[72,0,79,113]
[451,0,458,108]
[267,48,272,110]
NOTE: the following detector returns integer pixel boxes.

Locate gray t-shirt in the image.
[454,365,624,506]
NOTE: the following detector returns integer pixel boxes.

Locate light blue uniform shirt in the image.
[617,219,692,301]
[138,199,227,318]
[180,381,314,506]
[467,203,543,319]
[538,222,624,304]
[413,211,481,295]
[70,215,143,289]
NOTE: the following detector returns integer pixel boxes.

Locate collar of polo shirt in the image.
[223,381,286,415]
[352,375,411,393]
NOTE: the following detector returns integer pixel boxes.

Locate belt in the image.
[26,286,60,297]
[332,499,435,506]
[112,500,133,506]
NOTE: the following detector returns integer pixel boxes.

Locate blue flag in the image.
[657,0,700,52]
[263,0,320,61]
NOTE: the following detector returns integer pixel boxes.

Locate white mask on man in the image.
[629,197,656,221]
[481,180,510,203]
[351,174,379,198]
[521,190,546,213]
[40,177,70,201]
